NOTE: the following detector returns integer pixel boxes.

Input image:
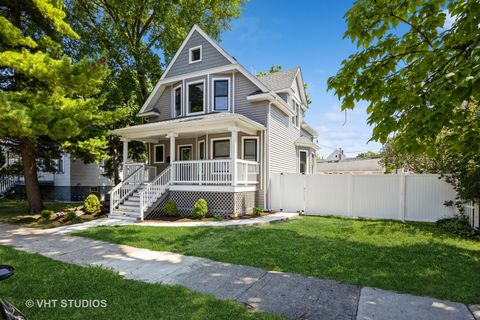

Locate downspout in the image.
[264,103,272,210]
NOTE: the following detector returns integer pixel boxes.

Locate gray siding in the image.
[70,159,113,187]
[234,72,268,125]
[165,30,232,78]
[268,105,300,174]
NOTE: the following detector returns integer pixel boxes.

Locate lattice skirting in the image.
[146,190,257,219]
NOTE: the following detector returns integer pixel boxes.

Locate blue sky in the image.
[219,0,382,158]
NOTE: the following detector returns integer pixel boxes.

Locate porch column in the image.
[121,138,130,180]
[167,133,178,182]
[229,127,239,186]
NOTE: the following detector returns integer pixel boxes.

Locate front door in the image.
[179,145,192,161]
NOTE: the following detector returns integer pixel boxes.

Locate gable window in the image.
[187,80,205,115]
[189,45,202,64]
[173,85,182,117]
[154,144,165,163]
[212,139,230,159]
[213,79,229,111]
[243,138,258,161]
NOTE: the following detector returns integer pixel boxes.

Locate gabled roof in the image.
[257,68,299,91]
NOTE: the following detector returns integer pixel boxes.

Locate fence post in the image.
[347,174,353,216]
[280,173,284,211]
[399,174,406,222]
[303,174,307,214]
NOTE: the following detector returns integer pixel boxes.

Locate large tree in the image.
[0,0,113,213]
[328,0,480,201]
[64,0,246,183]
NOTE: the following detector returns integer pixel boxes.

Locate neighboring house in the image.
[316,158,385,174]
[0,148,113,201]
[110,25,319,220]
[325,148,346,161]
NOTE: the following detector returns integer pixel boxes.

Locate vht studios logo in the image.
[26,299,107,308]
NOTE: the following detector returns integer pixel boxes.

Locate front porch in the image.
[110,113,265,220]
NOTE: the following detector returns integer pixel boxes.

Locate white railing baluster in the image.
[138,166,172,221]
[109,164,145,214]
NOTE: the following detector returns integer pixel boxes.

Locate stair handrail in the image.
[139,166,171,221]
[0,174,16,196]
[110,164,145,213]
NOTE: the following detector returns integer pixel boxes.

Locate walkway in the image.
[0,224,477,320]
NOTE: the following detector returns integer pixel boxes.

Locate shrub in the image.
[84,194,102,215]
[253,207,264,216]
[191,198,208,219]
[66,211,78,221]
[163,200,178,217]
[212,214,223,221]
[436,217,480,239]
[40,210,54,222]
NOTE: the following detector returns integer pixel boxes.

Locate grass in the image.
[0,245,281,320]
[0,199,85,228]
[73,216,480,304]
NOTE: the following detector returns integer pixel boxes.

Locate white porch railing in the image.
[0,174,16,196]
[123,163,145,179]
[172,159,258,185]
[237,160,259,185]
[110,164,144,210]
[139,166,171,220]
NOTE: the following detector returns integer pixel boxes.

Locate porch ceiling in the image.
[111,112,265,141]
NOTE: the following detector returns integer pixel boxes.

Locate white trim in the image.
[211,77,231,112]
[177,144,193,161]
[185,79,206,116]
[170,184,257,193]
[210,137,231,159]
[232,72,235,113]
[197,139,206,160]
[299,150,309,174]
[241,136,259,162]
[292,101,300,129]
[207,74,210,113]
[138,111,160,117]
[153,144,165,163]
[188,45,202,64]
[172,84,182,118]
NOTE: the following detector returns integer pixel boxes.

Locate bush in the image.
[40,210,54,222]
[66,211,78,222]
[191,198,208,219]
[253,207,264,216]
[436,217,480,239]
[212,214,223,221]
[84,194,102,215]
[163,200,178,217]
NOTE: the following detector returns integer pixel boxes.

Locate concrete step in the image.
[116,205,139,213]
[123,199,140,206]
[108,213,138,222]
[112,209,139,218]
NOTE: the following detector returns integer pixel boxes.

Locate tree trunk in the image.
[20,139,44,214]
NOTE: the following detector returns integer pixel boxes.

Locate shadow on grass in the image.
[75,218,480,304]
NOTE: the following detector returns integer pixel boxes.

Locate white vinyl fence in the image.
[269,173,459,223]
[464,201,479,229]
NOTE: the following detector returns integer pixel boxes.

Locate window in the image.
[178,145,192,161]
[198,141,205,160]
[189,45,202,63]
[154,144,165,163]
[57,156,64,174]
[243,138,258,161]
[299,151,308,174]
[212,139,230,159]
[187,81,205,114]
[213,79,229,111]
[174,85,182,117]
[292,101,299,127]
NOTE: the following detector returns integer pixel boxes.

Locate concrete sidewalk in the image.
[0,224,476,320]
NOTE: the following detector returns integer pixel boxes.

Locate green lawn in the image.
[0,245,281,320]
[74,216,480,304]
[0,199,84,228]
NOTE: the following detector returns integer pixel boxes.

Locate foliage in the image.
[163,200,178,217]
[84,194,102,215]
[191,198,208,219]
[436,217,480,239]
[356,151,381,159]
[379,139,438,173]
[76,216,480,304]
[328,0,480,158]
[212,214,223,221]
[0,1,115,213]
[253,207,264,216]
[66,211,77,221]
[65,0,247,183]
[40,210,53,222]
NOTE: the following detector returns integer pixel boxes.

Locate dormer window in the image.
[189,45,202,63]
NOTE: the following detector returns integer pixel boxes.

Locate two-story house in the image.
[110,25,318,220]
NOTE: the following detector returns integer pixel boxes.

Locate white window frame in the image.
[186,79,206,116]
[210,137,231,159]
[177,144,193,161]
[197,139,206,160]
[241,136,259,162]
[153,144,165,163]
[172,84,182,118]
[189,45,202,64]
[211,77,231,112]
[57,154,65,174]
[298,150,309,174]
